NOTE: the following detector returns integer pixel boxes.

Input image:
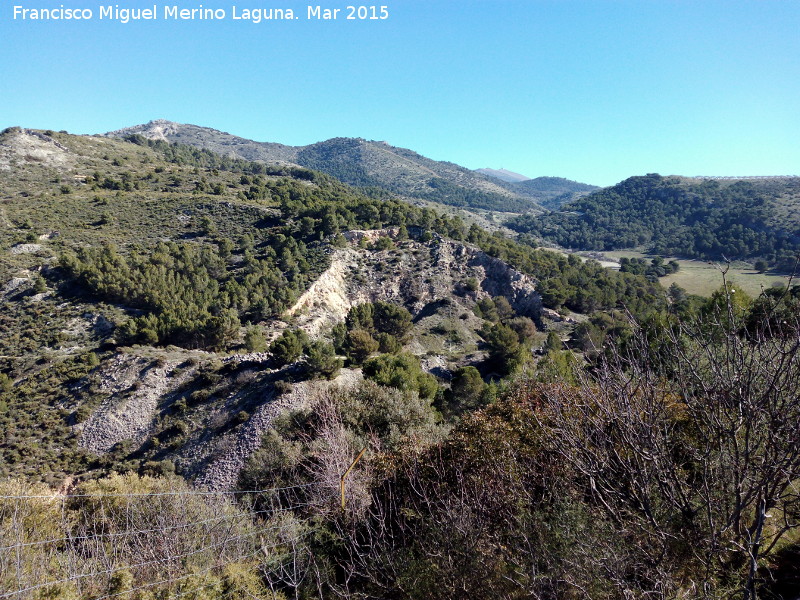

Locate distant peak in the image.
[147,119,179,126]
[476,168,531,183]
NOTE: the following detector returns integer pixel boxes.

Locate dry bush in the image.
[1,473,272,599]
[534,295,800,598]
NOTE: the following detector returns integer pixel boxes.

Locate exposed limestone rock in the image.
[0,128,75,171]
[1,276,30,298]
[287,234,541,338]
[77,347,360,491]
[76,231,541,491]
[10,244,43,254]
[286,249,368,337]
[343,227,400,244]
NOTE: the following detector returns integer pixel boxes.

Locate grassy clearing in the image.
[601,250,791,297]
[659,262,790,298]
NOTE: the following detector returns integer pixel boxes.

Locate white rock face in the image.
[286,248,370,337]
[0,128,75,170]
[286,235,542,338]
[1,277,30,297]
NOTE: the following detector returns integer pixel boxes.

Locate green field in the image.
[600,250,792,297]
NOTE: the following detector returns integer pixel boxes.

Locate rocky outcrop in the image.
[463,246,542,318]
[77,232,541,490]
[287,234,541,337]
[77,349,361,490]
[0,128,75,171]
[286,249,368,337]
[9,243,43,254]
[342,227,400,244]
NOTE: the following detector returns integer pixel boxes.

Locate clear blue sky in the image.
[2,0,798,186]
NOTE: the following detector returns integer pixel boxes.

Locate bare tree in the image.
[535,284,800,598]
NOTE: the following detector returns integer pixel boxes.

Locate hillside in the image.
[0,126,664,487]
[3,127,800,600]
[509,175,599,208]
[508,173,800,268]
[475,169,599,208]
[106,120,544,213]
[106,119,298,163]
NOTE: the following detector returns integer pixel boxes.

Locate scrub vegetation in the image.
[2,127,800,598]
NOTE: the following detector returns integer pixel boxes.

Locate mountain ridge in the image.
[105,120,606,213]
[475,167,531,183]
[104,120,549,213]
[507,173,800,268]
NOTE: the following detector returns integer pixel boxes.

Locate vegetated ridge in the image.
[477,168,599,209]
[508,172,800,269]
[509,175,599,209]
[106,120,547,213]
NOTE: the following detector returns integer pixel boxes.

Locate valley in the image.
[597,249,791,297]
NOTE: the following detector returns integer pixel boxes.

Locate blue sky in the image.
[2,0,798,186]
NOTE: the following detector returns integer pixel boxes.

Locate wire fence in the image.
[0,480,323,600]
[2,482,315,500]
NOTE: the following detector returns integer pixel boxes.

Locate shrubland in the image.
[4,129,800,598]
[297,282,800,598]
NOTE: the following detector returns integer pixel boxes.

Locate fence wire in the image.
[0,482,322,600]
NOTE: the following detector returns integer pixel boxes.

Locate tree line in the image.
[508,174,800,269]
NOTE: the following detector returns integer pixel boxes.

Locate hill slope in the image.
[5,127,800,600]
[106,120,543,213]
[106,119,298,163]
[507,173,800,268]
[476,170,599,208]
[1,126,665,488]
[510,176,599,208]
[12,127,783,599]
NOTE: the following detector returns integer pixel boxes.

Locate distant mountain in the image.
[475,168,530,183]
[506,173,800,268]
[475,167,598,208]
[106,119,297,164]
[106,120,543,213]
[511,176,599,209]
[514,176,597,196]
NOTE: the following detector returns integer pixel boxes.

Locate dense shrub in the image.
[362,352,439,400]
[270,329,310,366]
